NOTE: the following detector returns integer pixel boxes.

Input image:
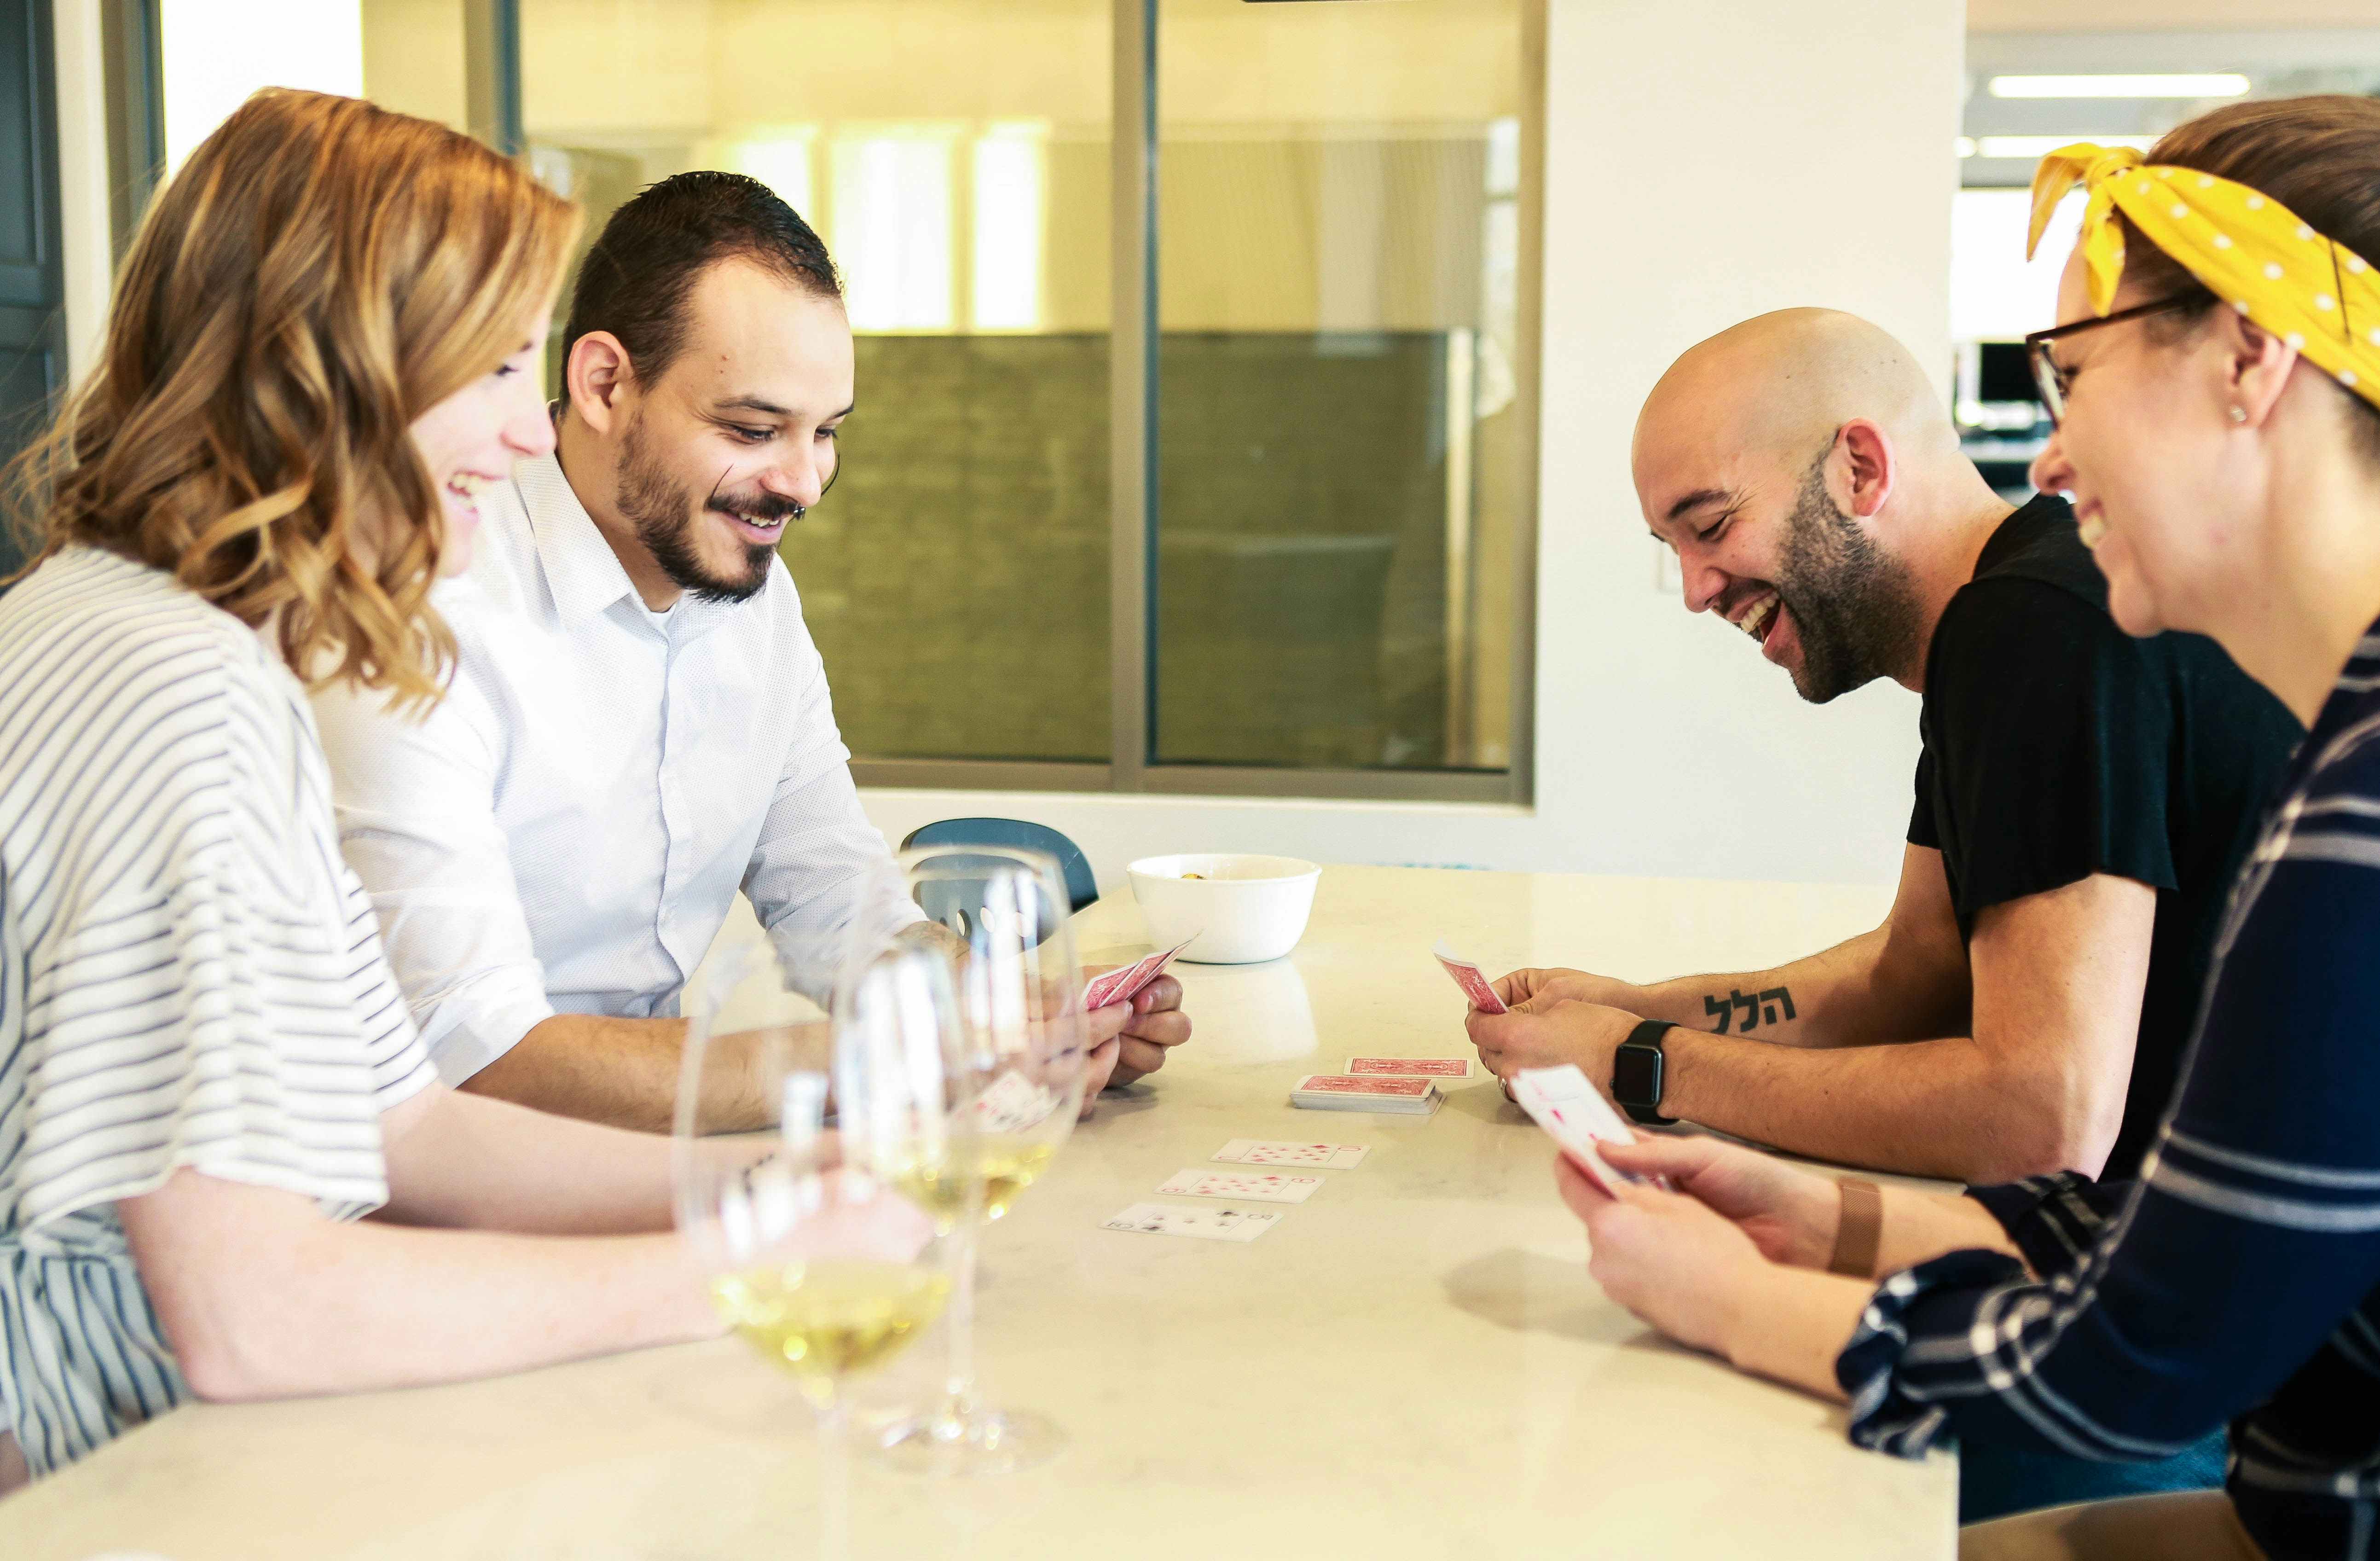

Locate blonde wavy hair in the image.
[9,88,577,708]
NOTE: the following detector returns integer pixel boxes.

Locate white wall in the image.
[860,0,1961,894]
[158,0,364,174]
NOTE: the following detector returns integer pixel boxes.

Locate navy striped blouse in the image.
[1839,626,2380,1560]
[0,549,435,1475]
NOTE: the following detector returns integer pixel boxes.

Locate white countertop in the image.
[3,865,1952,1561]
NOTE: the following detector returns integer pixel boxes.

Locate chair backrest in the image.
[899,817,1100,913]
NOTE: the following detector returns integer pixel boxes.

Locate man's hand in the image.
[1492,967,1647,1013]
[1077,1038,1122,1119]
[1465,997,1643,1085]
[1088,971,1192,1087]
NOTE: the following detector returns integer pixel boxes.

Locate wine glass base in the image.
[873,1407,1067,1476]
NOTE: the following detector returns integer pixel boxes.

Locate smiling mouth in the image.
[714,505,789,542]
[445,472,498,512]
[1733,590,1781,646]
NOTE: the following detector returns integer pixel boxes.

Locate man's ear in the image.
[564,331,635,435]
[1833,418,1897,520]
[2221,311,2297,430]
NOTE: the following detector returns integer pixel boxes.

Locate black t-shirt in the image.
[1908,493,2303,1180]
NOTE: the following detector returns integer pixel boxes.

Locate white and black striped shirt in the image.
[1841,626,2380,1561]
[0,548,435,1476]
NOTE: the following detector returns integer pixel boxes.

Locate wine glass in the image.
[872,843,1090,1476]
[674,939,969,1559]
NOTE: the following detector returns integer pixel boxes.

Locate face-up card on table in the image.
[1291,1074,1441,1114]
[1156,1168,1322,1203]
[1432,940,1508,1014]
[1101,1201,1283,1242]
[1509,1064,1648,1196]
[1345,1055,1471,1079]
[1083,935,1199,1010]
[1213,1138,1369,1169]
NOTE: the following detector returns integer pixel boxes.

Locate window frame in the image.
[491,0,1546,806]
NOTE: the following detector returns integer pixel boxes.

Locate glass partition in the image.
[1154,0,1525,772]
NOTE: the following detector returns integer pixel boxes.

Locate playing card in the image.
[1100,1201,1283,1242]
[1156,1169,1322,1204]
[966,1069,1062,1134]
[1432,940,1509,1014]
[1345,1055,1471,1079]
[1213,1138,1369,1169]
[1083,935,1199,1009]
[1290,1074,1441,1115]
[1509,1064,1662,1195]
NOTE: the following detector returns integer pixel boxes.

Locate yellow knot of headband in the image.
[2028,141,2380,412]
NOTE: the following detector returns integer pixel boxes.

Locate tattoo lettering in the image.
[1702,986,1798,1034]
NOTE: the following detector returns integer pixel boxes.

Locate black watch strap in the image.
[1612,1020,1679,1126]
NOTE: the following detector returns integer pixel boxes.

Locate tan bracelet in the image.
[1828,1177,1883,1278]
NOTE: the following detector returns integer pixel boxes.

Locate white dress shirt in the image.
[312,452,910,1084]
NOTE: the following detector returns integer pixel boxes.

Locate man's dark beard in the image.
[1771,452,1923,703]
[614,414,783,604]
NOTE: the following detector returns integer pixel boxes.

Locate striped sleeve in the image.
[5,614,434,1235]
[1835,720,2380,1468]
[1966,1173,2129,1278]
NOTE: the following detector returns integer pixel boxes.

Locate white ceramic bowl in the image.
[1125,853,1321,964]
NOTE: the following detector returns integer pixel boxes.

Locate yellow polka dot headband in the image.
[2027,142,2380,411]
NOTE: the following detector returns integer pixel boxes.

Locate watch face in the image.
[1612,1045,1662,1106]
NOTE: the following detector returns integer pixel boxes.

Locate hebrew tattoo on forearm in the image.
[1702,986,1796,1034]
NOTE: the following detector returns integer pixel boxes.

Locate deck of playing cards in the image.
[1290,1073,1441,1114]
[1345,1055,1471,1080]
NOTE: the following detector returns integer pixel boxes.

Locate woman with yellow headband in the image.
[1555,95,2380,1561]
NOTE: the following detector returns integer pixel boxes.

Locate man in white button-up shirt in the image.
[313,173,1189,1130]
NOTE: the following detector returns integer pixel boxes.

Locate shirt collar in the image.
[513,451,645,630]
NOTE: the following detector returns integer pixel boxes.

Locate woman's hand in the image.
[1556,1151,1873,1401]
[1557,1156,1773,1358]
[1597,1136,1842,1271]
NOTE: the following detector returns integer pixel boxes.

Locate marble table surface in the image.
[5,864,1953,1561]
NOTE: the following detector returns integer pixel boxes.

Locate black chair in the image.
[900,817,1100,914]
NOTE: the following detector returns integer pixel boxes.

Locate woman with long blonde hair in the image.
[0,89,891,1487]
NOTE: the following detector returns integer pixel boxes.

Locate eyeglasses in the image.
[2024,294,2207,426]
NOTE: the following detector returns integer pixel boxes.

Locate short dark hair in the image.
[560,170,840,388]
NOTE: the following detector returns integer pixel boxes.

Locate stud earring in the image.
[2229,405,2249,424]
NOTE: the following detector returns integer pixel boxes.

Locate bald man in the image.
[1468,309,2301,1186]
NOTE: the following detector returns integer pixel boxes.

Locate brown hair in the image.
[2131,94,2380,459]
[8,88,578,708]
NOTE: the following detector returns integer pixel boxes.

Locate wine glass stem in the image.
[818,1390,851,1561]
[940,1214,981,1430]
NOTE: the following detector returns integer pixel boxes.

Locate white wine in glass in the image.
[675,940,968,1559]
[873,844,1089,1476]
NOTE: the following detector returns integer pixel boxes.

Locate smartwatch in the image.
[1611,1020,1678,1126]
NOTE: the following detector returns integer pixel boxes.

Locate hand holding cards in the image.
[1083,934,1199,1010]
[1509,1064,1665,1196]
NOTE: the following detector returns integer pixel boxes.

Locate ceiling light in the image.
[1988,73,2250,99]
[1969,133,2161,159]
